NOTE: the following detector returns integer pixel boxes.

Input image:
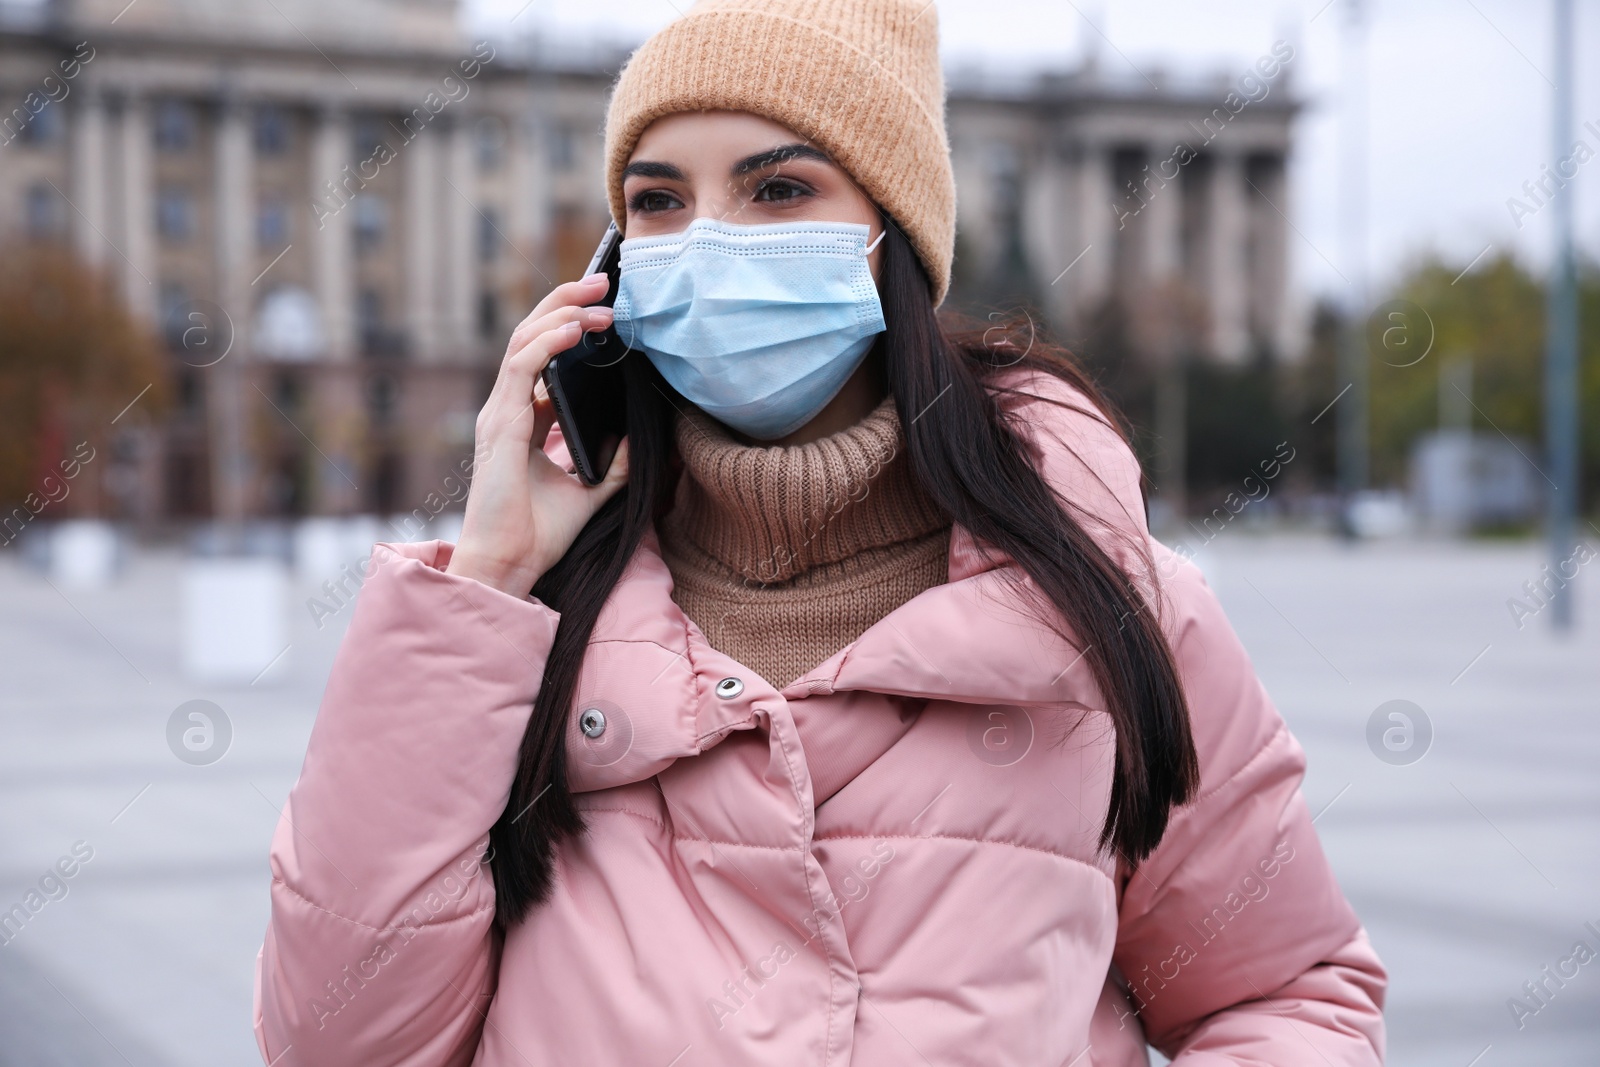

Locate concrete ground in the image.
[0,531,1595,1066]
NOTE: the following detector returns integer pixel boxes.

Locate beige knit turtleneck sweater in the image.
[657,393,953,691]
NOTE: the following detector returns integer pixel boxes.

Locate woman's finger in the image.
[589,436,630,504]
[506,306,614,381]
[507,320,582,382]
[505,275,610,355]
[484,320,582,440]
[530,388,557,452]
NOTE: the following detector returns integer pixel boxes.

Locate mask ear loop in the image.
[864,228,886,254]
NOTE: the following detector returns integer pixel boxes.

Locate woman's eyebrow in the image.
[731,143,832,175]
[621,160,685,181]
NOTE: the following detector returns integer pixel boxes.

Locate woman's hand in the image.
[445,273,629,597]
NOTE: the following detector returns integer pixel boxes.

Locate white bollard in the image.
[292,517,346,585]
[181,556,288,684]
[51,520,120,589]
[342,514,385,565]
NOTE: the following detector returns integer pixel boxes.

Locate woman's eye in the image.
[754,178,810,204]
[629,189,681,213]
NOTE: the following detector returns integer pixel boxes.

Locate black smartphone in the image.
[541,221,631,486]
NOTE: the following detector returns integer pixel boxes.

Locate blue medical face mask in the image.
[613,216,887,441]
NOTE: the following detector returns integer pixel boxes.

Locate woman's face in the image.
[621,110,885,286]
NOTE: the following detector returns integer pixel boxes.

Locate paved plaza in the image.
[0,531,1595,1065]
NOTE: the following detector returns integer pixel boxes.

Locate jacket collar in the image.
[568,365,1144,718]
[581,518,1094,713]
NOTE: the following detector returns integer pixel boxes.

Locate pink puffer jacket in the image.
[253,367,1386,1066]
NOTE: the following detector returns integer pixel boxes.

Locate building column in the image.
[1071,141,1114,323]
[1205,151,1249,364]
[1021,137,1075,331]
[215,95,254,329]
[309,105,355,361]
[210,94,255,528]
[510,111,550,273]
[308,106,363,514]
[70,84,108,268]
[404,124,440,360]
[118,92,156,322]
[442,115,476,358]
[1252,153,1294,359]
[1142,141,1183,285]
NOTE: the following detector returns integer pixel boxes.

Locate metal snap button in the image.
[715,677,744,699]
[579,708,606,738]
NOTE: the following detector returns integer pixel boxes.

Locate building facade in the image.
[0,0,1296,526]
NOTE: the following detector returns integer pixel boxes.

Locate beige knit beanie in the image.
[602,0,958,308]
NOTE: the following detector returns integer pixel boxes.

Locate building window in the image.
[478,290,499,339]
[160,281,191,350]
[25,183,65,238]
[550,121,575,172]
[351,115,388,165]
[353,193,387,253]
[358,289,406,358]
[1180,154,1210,281]
[165,449,209,515]
[476,116,507,170]
[365,371,400,426]
[154,99,196,152]
[157,185,194,241]
[477,206,501,263]
[257,195,290,247]
[358,288,383,335]
[272,370,302,413]
[254,105,290,155]
[12,100,62,146]
[369,449,403,512]
[174,369,205,420]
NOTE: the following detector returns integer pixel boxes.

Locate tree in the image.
[1367,252,1598,515]
[0,240,169,518]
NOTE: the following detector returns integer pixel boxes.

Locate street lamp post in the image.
[1337,0,1370,534]
[1545,0,1580,630]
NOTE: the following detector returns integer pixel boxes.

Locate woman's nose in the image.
[692,193,753,225]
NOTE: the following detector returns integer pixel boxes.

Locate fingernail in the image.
[582,272,608,284]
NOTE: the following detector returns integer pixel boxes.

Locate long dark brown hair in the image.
[488,211,1199,932]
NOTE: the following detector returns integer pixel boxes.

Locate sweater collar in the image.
[666,393,950,584]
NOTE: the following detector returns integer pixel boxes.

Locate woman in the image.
[253,0,1387,1063]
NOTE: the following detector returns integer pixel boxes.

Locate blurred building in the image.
[0,0,1296,525]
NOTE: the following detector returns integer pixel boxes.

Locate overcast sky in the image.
[467,0,1600,307]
